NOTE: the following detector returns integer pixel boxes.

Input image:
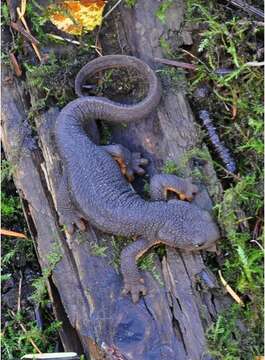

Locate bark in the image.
[1,1,231,359]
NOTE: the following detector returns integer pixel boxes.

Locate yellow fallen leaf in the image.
[49,0,106,35]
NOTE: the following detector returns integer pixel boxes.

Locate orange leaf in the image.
[49,0,106,35]
[1,228,27,238]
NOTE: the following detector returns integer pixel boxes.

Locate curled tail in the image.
[55,55,161,157]
[74,54,161,122]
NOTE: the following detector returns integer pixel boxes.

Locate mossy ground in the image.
[182,1,263,358]
[1,157,63,358]
[1,0,94,357]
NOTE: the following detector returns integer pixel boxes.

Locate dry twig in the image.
[11,21,39,45]
[9,53,22,77]
[16,0,42,61]
[154,57,196,70]
[103,0,123,19]
[10,310,42,354]
[17,272,23,313]
[218,270,244,306]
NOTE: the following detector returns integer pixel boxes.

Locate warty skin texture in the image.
[55,55,220,302]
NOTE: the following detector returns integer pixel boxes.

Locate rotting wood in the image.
[1,1,232,359]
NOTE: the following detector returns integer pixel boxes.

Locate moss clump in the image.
[183,1,264,358]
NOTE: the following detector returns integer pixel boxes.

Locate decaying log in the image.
[2,1,231,359]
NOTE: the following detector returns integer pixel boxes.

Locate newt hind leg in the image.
[101,144,148,182]
[121,238,154,303]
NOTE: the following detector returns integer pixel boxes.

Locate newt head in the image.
[157,203,220,251]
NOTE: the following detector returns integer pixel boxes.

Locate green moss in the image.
[26,0,49,43]
[1,312,62,359]
[155,0,174,23]
[1,159,62,357]
[162,160,178,174]
[25,53,76,115]
[110,235,133,270]
[91,243,108,257]
[207,304,263,359]
[138,253,164,286]
[124,0,137,8]
[1,3,10,25]
[159,37,173,56]
[185,1,264,357]
[30,243,63,307]
[1,192,21,219]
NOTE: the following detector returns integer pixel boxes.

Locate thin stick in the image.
[48,33,102,55]
[9,53,22,77]
[47,33,81,45]
[11,21,39,44]
[180,48,211,71]
[250,240,265,252]
[218,270,244,306]
[10,310,42,354]
[17,0,42,62]
[154,57,196,70]
[245,61,265,67]
[103,0,123,19]
[17,272,23,313]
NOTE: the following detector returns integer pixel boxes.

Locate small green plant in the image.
[124,0,137,8]
[162,160,178,174]
[155,0,174,23]
[25,52,76,114]
[138,253,164,286]
[1,3,10,26]
[30,243,63,306]
[91,243,108,257]
[26,0,48,43]
[1,311,62,359]
[110,235,133,270]
[159,37,173,56]
[1,158,63,358]
[1,160,14,183]
[143,179,150,195]
[100,124,112,145]
[207,303,263,359]
[1,192,21,219]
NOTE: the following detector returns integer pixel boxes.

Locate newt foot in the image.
[130,152,148,177]
[59,212,86,235]
[116,151,148,182]
[122,277,147,303]
[177,177,198,201]
[102,144,148,182]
